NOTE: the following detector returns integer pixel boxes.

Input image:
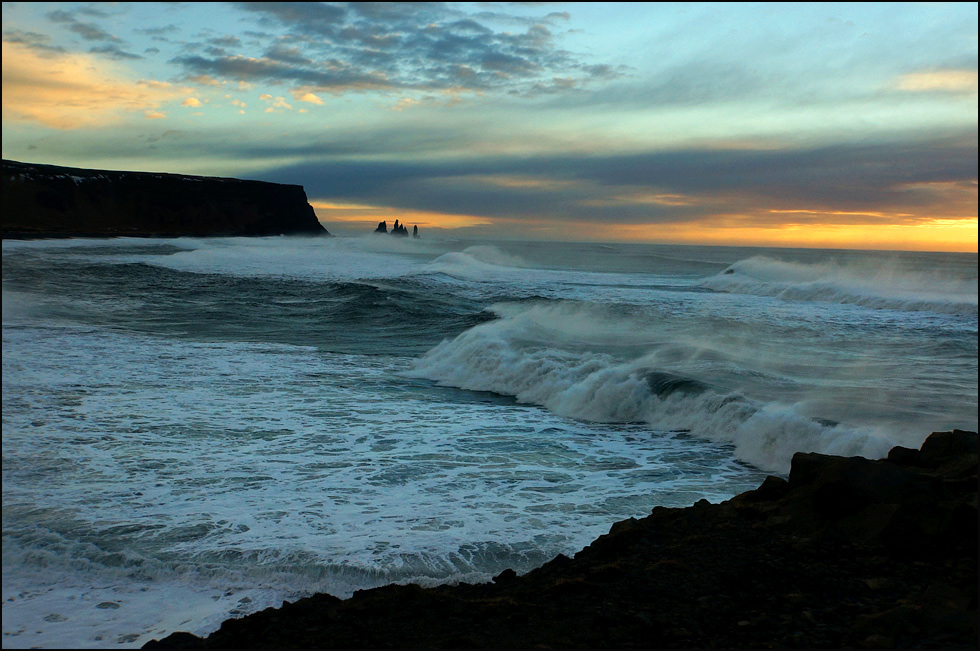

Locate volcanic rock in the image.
[144,430,978,649]
[2,159,329,239]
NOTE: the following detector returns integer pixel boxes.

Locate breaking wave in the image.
[407,302,895,473]
[425,245,531,281]
[704,256,977,315]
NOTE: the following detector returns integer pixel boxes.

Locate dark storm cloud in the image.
[246,136,977,225]
[136,25,180,38]
[567,141,978,209]
[2,30,67,54]
[44,115,975,227]
[47,9,122,43]
[263,43,313,65]
[167,2,619,94]
[88,44,143,61]
[470,10,571,27]
[170,54,390,90]
[76,5,111,18]
[44,7,147,61]
[238,1,348,26]
[209,35,243,48]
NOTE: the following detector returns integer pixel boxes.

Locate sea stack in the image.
[1,159,329,239]
[390,219,409,237]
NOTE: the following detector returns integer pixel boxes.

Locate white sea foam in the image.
[408,301,897,473]
[425,245,531,281]
[121,236,430,281]
[458,245,531,268]
[1,237,199,252]
[1,235,445,283]
[3,238,975,649]
[2,321,762,648]
[705,255,978,315]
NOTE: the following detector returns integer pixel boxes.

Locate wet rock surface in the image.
[145,430,978,649]
[2,159,328,238]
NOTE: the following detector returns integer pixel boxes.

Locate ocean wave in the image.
[407,302,895,473]
[704,256,977,315]
[425,245,531,281]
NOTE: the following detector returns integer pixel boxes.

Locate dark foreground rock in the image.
[2,159,328,238]
[145,430,978,649]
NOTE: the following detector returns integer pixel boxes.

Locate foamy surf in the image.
[407,301,901,473]
[705,255,978,315]
[3,237,975,649]
[425,245,533,282]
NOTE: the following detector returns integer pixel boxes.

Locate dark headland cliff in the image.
[145,430,978,649]
[2,159,328,239]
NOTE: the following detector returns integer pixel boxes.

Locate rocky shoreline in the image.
[1,160,328,239]
[144,430,977,649]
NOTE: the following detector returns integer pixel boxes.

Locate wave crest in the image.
[704,256,977,315]
[408,302,894,473]
[426,246,530,281]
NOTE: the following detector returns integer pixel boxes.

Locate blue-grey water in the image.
[2,236,977,648]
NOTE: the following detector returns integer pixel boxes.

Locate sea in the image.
[2,235,977,648]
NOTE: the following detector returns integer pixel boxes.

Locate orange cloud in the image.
[1,40,186,129]
[188,74,224,87]
[893,69,978,93]
[390,97,420,112]
[259,94,292,112]
[293,90,324,105]
[582,191,696,207]
[469,175,577,191]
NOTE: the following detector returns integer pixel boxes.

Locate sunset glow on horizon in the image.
[2,2,977,252]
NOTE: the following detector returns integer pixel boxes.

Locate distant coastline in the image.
[1,159,329,239]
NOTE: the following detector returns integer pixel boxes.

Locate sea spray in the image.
[706,255,978,315]
[3,236,975,649]
[407,301,895,473]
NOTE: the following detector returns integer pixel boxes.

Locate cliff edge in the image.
[145,430,977,649]
[2,160,329,239]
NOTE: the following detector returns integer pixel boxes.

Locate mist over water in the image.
[706,255,977,315]
[3,236,977,648]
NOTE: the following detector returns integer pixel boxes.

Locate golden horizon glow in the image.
[311,200,492,230]
[312,202,977,252]
[768,209,917,219]
[555,217,979,253]
[1,41,191,129]
[311,187,979,252]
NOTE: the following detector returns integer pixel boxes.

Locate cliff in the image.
[1,160,329,239]
[145,430,977,649]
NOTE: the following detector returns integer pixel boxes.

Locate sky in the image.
[1,2,977,251]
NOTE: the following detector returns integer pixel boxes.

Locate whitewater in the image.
[2,236,977,648]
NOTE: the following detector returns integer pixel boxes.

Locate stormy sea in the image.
[2,235,977,648]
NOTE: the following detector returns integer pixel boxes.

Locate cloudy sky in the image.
[2,2,977,250]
